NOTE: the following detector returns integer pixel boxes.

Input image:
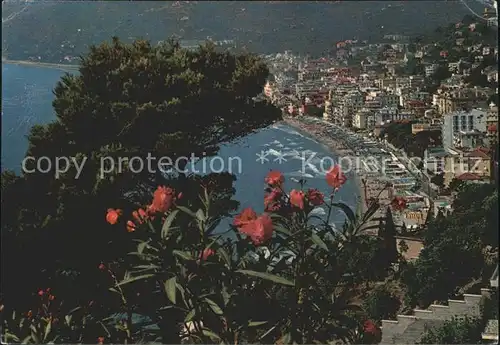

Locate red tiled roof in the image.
[466,148,491,159]
[457,172,482,181]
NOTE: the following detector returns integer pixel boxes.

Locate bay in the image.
[1,63,359,227]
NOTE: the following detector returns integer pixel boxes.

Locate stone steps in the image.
[380,289,490,344]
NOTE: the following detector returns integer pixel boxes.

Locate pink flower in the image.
[290,189,305,209]
[238,213,274,246]
[200,248,215,261]
[148,186,176,214]
[307,189,324,206]
[265,170,284,187]
[326,165,347,190]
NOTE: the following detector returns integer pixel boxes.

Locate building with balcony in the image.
[442,109,487,149]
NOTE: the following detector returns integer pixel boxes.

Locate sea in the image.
[1,63,359,228]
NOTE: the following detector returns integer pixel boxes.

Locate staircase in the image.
[381,289,491,344]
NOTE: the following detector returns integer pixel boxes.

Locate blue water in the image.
[1,63,359,227]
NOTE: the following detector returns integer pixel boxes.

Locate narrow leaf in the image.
[164,277,177,304]
[137,241,148,254]
[332,202,356,224]
[204,298,223,315]
[248,321,268,327]
[274,224,291,236]
[202,329,221,341]
[172,250,194,261]
[196,208,205,222]
[236,270,294,286]
[44,319,52,342]
[216,247,231,267]
[311,232,328,251]
[161,210,179,239]
[177,205,197,218]
[184,309,196,323]
[116,273,154,287]
[64,315,72,326]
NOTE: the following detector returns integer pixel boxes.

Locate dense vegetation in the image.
[401,183,498,308]
[1,38,281,314]
[379,121,441,158]
[2,1,479,62]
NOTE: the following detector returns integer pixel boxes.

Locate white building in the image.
[425,64,439,77]
[442,109,487,149]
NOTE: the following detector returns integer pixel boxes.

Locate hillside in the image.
[2,0,484,62]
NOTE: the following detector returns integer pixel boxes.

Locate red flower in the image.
[363,320,381,338]
[106,208,122,225]
[132,208,148,224]
[149,186,175,214]
[264,188,282,212]
[98,263,106,270]
[97,336,105,344]
[391,196,407,211]
[27,310,33,318]
[38,290,44,296]
[238,214,274,246]
[265,170,284,187]
[290,189,305,209]
[200,248,215,261]
[48,295,55,301]
[233,207,257,228]
[126,220,136,233]
[326,165,347,190]
[307,189,324,206]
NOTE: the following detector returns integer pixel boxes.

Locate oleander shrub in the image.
[3,166,393,344]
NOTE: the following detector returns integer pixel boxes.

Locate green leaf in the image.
[172,250,194,261]
[202,329,221,341]
[204,298,223,315]
[21,335,32,344]
[311,232,328,251]
[137,241,148,254]
[362,200,380,222]
[196,208,205,222]
[43,318,52,342]
[177,205,197,218]
[332,202,356,224]
[184,309,196,323]
[4,332,20,343]
[248,321,268,327]
[274,224,291,236]
[164,277,177,304]
[161,210,179,239]
[279,332,291,344]
[216,247,231,267]
[64,315,72,326]
[116,273,154,287]
[236,270,295,286]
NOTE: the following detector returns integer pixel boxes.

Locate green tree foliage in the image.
[430,173,444,188]
[431,64,452,84]
[3,172,384,344]
[402,184,498,307]
[378,207,398,265]
[1,38,281,312]
[381,122,440,158]
[363,284,401,323]
[418,316,484,344]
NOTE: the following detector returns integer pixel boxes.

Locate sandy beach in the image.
[283,116,392,233]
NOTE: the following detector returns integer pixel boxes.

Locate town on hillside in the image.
[262,12,499,343]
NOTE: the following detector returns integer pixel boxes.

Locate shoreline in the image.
[2,59,79,71]
[281,117,367,215]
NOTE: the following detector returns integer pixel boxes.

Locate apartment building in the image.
[442,109,487,149]
[443,147,492,186]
